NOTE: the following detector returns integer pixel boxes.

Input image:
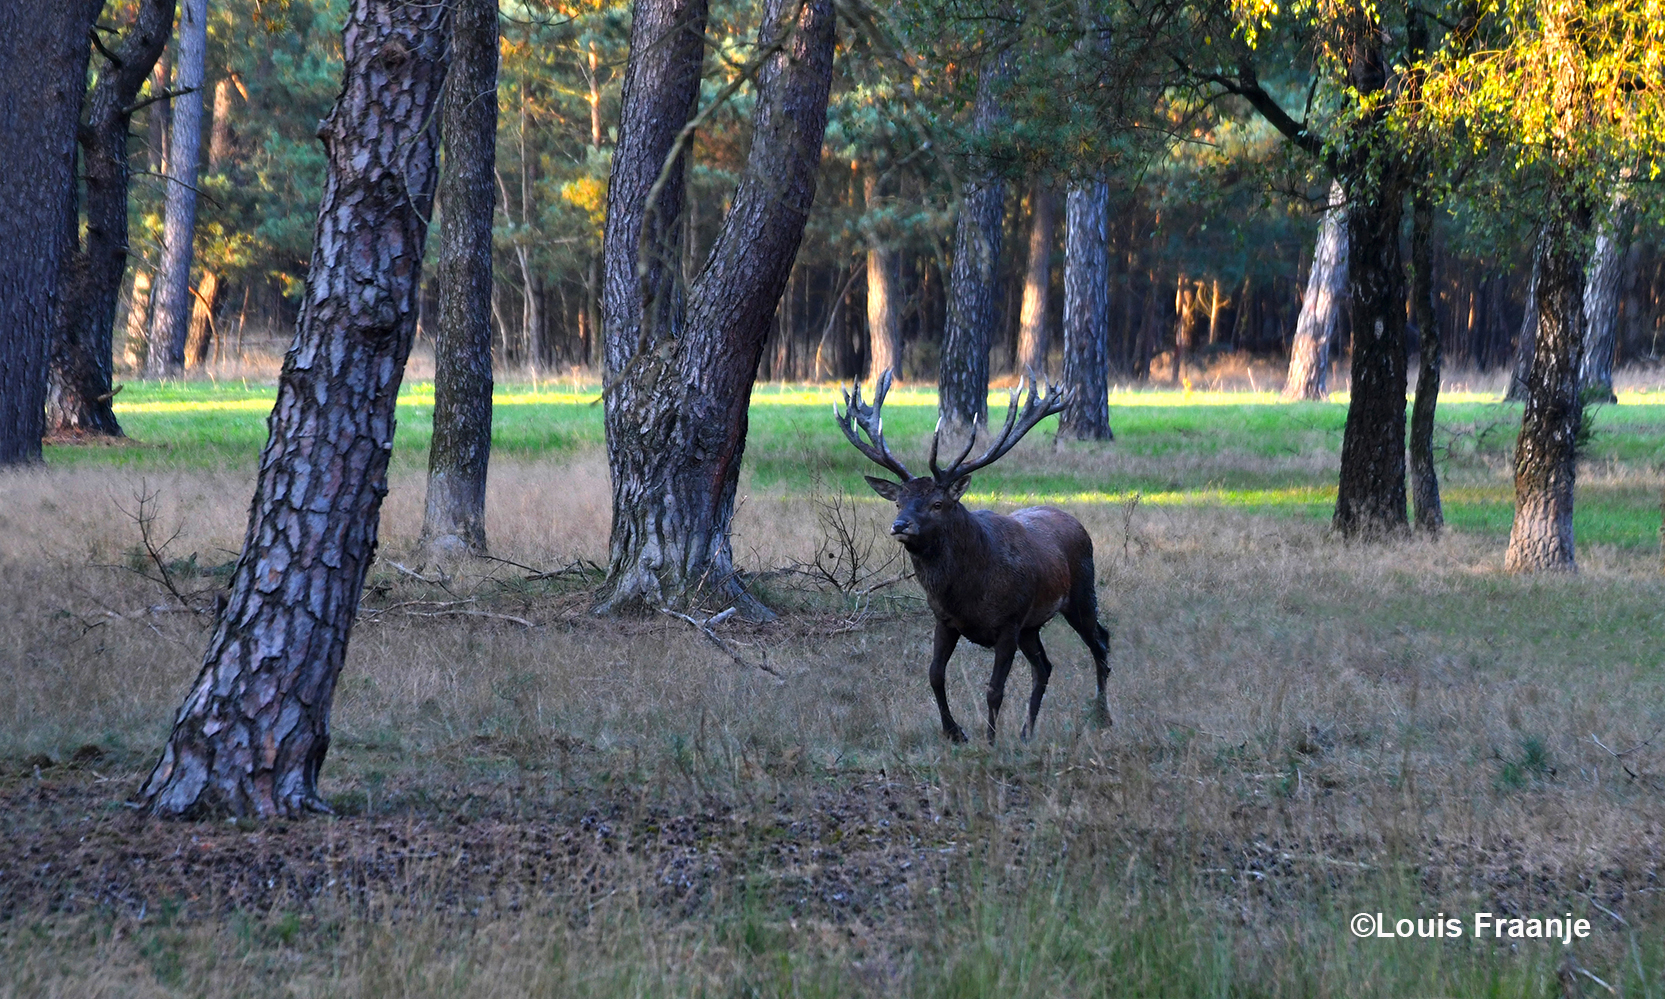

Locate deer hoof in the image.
[944,724,968,744]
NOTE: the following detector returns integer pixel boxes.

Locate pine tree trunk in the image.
[124,269,154,369]
[1017,179,1055,377]
[148,0,208,376]
[598,0,836,617]
[209,75,235,170]
[420,0,498,560]
[938,48,1011,434]
[184,271,218,368]
[1172,274,1194,385]
[1333,167,1411,537]
[0,0,96,464]
[1283,181,1349,400]
[1408,188,1443,534]
[1579,191,1630,404]
[1505,189,1589,573]
[1059,178,1111,440]
[46,0,177,438]
[863,173,900,381]
[138,0,451,818]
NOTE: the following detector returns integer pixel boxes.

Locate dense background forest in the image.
[109,0,1665,386]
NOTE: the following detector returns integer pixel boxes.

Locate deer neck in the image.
[908,506,989,593]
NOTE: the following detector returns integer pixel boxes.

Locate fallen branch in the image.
[402,608,535,628]
[385,560,444,584]
[660,607,782,678]
[1591,733,1646,781]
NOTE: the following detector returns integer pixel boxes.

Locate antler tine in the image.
[928,415,980,481]
[835,370,911,480]
[936,373,1071,480]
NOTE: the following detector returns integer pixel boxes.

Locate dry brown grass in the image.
[4,452,1663,996]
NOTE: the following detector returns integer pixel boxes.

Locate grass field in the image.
[5,374,1665,997]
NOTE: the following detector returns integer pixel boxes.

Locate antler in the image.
[929,371,1070,482]
[835,369,913,480]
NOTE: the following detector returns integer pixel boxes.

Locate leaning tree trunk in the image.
[1016,179,1055,377]
[147,0,209,377]
[0,0,96,464]
[419,0,498,560]
[1283,181,1349,400]
[1333,164,1411,537]
[938,47,1012,435]
[1408,187,1443,534]
[1505,190,1589,573]
[863,170,900,381]
[1059,178,1112,440]
[1579,191,1630,404]
[47,0,175,437]
[138,0,450,818]
[598,0,837,617]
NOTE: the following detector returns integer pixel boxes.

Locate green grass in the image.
[57,378,1665,549]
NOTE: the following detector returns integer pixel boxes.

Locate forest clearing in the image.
[4,375,1665,996]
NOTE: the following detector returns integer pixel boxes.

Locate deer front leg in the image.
[985,630,1020,744]
[929,621,966,743]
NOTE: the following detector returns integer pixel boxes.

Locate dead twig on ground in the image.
[660,607,782,678]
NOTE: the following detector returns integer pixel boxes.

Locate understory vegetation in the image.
[4,375,1664,996]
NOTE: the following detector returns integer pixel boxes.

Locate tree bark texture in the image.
[1283,181,1349,400]
[0,0,97,464]
[598,0,837,617]
[139,0,450,818]
[147,0,208,376]
[46,0,176,437]
[1017,179,1055,377]
[938,48,1011,434]
[1333,167,1410,537]
[1408,188,1443,534]
[1059,178,1111,440]
[1505,192,1588,573]
[1579,191,1630,403]
[420,0,498,559]
[863,170,900,381]
[600,0,707,378]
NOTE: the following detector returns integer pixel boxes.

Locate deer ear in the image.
[864,476,903,501]
[948,475,971,501]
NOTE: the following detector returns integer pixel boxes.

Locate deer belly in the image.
[1024,595,1066,629]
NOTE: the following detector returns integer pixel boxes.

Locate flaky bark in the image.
[1408,188,1443,534]
[1333,165,1411,537]
[1283,181,1348,400]
[0,0,96,463]
[598,0,837,617]
[47,0,176,437]
[147,0,208,376]
[1059,179,1112,440]
[1579,191,1630,404]
[938,48,1012,434]
[1505,193,1589,573]
[1017,179,1055,377]
[420,0,499,559]
[139,0,451,818]
[863,170,900,380]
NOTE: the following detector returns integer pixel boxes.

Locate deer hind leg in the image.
[929,621,967,743]
[1016,627,1054,741]
[1064,579,1113,725]
[985,631,1020,744]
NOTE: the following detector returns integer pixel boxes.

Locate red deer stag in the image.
[836,371,1111,743]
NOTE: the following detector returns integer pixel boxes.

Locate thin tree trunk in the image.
[1408,188,1443,534]
[1333,165,1411,537]
[1017,179,1055,377]
[1172,274,1194,385]
[148,53,171,175]
[1579,190,1630,404]
[46,0,176,437]
[598,0,836,617]
[209,74,235,170]
[0,0,97,463]
[1206,278,1225,345]
[139,0,451,818]
[938,47,1012,434]
[1059,178,1111,440]
[420,0,498,560]
[1283,181,1349,400]
[124,269,154,369]
[1505,189,1589,572]
[148,0,208,376]
[184,270,218,367]
[863,171,900,381]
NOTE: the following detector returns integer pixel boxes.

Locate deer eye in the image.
[931,500,943,511]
